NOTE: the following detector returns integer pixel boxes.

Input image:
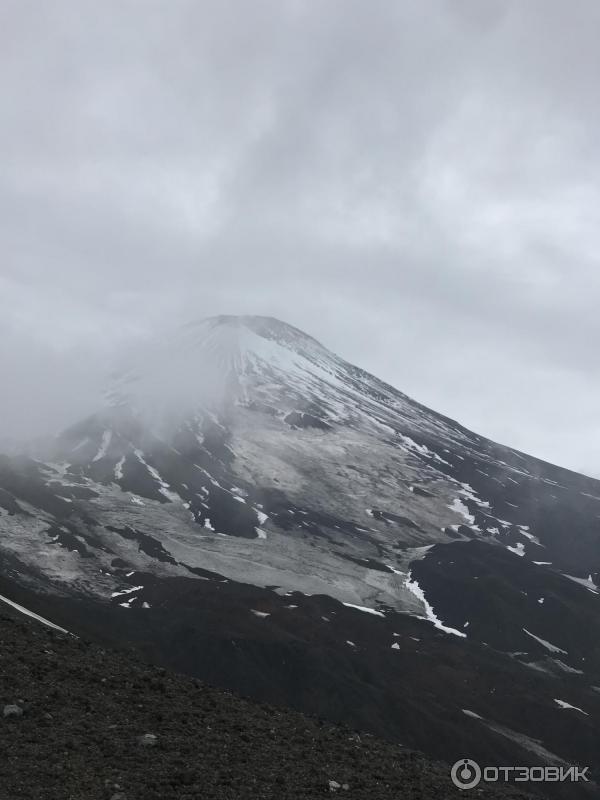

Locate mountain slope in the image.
[0,604,538,800]
[0,315,598,797]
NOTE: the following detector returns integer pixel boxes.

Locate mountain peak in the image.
[105,315,337,418]
[176,315,328,358]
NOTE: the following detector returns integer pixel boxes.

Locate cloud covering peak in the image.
[2,1,600,474]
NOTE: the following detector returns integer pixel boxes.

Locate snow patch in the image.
[135,449,179,502]
[581,492,600,501]
[447,498,475,526]
[385,564,405,575]
[523,628,567,655]
[92,430,112,462]
[398,434,451,466]
[0,593,69,634]
[342,603,385,618]
[404,573,467,638]
[554,699,588,716]
[553,660,583,675]
[562,573,599,594]
[111,585,144,599]
[458,483,490,510]
[255,510,268,525]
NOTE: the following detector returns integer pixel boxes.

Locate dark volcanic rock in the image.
[0,608,534,800]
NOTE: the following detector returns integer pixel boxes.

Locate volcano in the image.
[0,315,598,797]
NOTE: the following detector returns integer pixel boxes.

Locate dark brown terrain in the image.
[0,607,536,800]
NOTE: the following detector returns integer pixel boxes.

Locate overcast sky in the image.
[2,0,600,475]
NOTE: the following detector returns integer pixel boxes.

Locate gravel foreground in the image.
[0,608,537,800]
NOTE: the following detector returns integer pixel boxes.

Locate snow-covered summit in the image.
[103,314,428,442]
[179,315,328,356]
[107,316,328,406]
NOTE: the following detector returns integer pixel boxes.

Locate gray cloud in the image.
[1,0,600,474]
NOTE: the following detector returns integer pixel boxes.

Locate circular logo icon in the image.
[451,759,482,790]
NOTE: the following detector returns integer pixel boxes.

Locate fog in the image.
[2,1,600,475]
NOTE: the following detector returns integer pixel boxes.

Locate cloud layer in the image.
[2,0,599,474]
